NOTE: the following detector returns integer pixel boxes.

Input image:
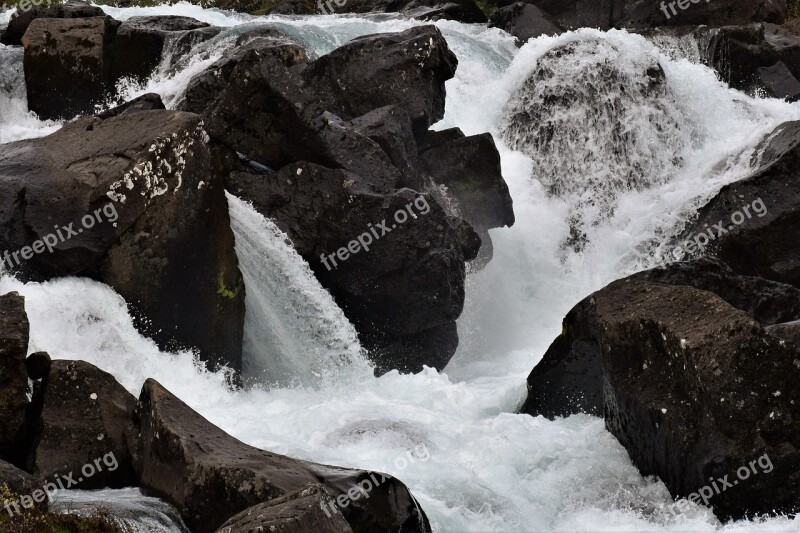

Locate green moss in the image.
[473,0,496,18]
[216,271,241,299]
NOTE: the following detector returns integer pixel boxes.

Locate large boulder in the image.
[216,483,353,533]
[0,0,105,46]
[0,106,245,372]
[227,162,478,373]
[135,379,430,533]
[0,292,30,466]
[682,120,800,288]
[21,16,119,120]
[524,271,800,519]
[0,459,39,498]
[523,257,800,418]
[26,360,139,489]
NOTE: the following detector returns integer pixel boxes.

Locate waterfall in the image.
[1,5,800,531]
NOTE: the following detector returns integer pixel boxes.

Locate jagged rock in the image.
[96,92,166,119]
[24,351,51,381]
[27,360,139,489]
[523,257,800,418]
[765,320,800,347]
[682,120,800,288]
[0,0,105,46]
[489,3,562,44]
[112,16,211,82]
[304,26,457,134]
[136,379,430,533]
[216,483,353,533]
[21,16,119,120]
[0,292,30,465]
[227,161,473,373]
[0,108,245,372]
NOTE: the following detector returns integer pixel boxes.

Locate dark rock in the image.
[136,379,430,533]
[24,351,51,381]
[0,459,39,498]
[22,16,119,121]
[112,16,211,83]
[755,61,800,100]
[419,131,515,232]
[631,257,800,326]
[0,109,245,372]
[682,120,800,288]
[303,26,457,134]
[765,320,800,347]
[1,0,105,46]
[216,483,353,533]
[227,162,471,373]
[26,360,139,489]
[370,321,459,375]
[489,3,562,44]
[524,256,800,418]
[96,93,166,119]
[532,0,786,31]
[0,292,30,465]
[598,280,800,519]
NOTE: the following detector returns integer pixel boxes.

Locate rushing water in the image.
[2,3,800,531]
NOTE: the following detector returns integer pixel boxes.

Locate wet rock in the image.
[112,16,211,82]
[489,3,562,44]
[0,108,245,372]
[0,292,30,465]
[403,0,487,23]
[136,379,430,533]
[27,360,139,489]
[216,483,353,533]
[21,16,119,120]
[96,93,166,119]
[765,320,800,347]
[0,0,105,46]
[24,351,51,381]
[227,162,471,373]
[682,120,800,288]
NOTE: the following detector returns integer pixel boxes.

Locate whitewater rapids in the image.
[1,4,800,531]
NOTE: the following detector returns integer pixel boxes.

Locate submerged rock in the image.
[0,106,245,372]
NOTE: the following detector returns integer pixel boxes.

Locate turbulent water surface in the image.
[2,4,800,531]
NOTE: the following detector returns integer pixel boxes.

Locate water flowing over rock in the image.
[0,105,245,373]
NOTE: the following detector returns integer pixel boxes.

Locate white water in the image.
[2,4,800,532]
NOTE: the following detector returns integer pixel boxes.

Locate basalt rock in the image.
[0,106,245,372]
[0,459,39,498]
[402,0,487,23]
[0,0,105,46]
[22,16,119,120]
[682,120,800,288]
[0,292,30,466]
[26,360,139,489]
[136,379,430,533]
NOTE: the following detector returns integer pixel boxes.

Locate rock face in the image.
[217,484,353,533]
[531,0,785,30]
[523,257,800,418]
[522,260,800,519]
[0,0,105,46]
[489,2,562,44]
[183,26,508,373]
[0,460,39,497]
[0,107,245,372]
[0,293,30,466]
[26,360,139,489]
[136,379,429,533]
[682,120,800,288]
[22,16,119,120]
